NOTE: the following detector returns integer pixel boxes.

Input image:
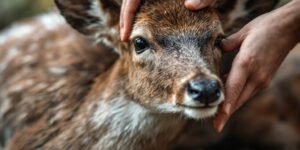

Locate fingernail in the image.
[185,0,202,9]
[218,121,226,133]
[224,103,231,115]
[186,0,201,5]
[221,38,234,51]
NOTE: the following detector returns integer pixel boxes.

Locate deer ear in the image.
[215,0,279,34]
[55,0,122,49]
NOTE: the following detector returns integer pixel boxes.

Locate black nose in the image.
[187,80,221,105]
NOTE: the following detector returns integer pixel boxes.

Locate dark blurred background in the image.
[0,0,291,31]
[0,0,53,30]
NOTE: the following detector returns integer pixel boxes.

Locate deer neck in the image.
[84,57,187,150]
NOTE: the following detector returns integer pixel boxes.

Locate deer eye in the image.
[214,36,223,48]
[134,37,150,54]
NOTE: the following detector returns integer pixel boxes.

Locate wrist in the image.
[271,0,300,51]
[284,0,300,39]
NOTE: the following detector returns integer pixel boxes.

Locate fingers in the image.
[233,79,257,112]
[224,57,249,114]
[221,29,248,52]
[214,79,255,132]
[213,56,249,132]
[234,73,271,111]
[213,103,230,133]
[120,0,141,42]
[185,0,213,10]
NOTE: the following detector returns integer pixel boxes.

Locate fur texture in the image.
[1,0,292,150]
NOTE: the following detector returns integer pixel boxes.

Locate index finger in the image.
[214,58,249,132]
[120,0,141,42]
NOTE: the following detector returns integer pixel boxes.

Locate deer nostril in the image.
[187,81,204,100]
[187,80,221,105]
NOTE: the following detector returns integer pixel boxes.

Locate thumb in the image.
[221,29,247,52]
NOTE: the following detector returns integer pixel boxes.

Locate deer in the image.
[2,0,300,149]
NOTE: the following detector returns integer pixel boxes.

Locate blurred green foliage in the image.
[0,0,53,30]
[0,0,292,31]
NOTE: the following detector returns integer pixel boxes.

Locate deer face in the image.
[55,0,279,119]
[125,0,224,119]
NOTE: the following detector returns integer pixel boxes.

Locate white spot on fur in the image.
[0,25,34,45]
[36,12,66,30]
[48,67,68,75]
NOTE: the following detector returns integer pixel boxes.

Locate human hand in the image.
[120,0,213,41]
[214,0,300,132]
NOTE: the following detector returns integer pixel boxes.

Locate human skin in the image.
[119,0,213,41]
[119,0,300,132]
[214,0,300,132]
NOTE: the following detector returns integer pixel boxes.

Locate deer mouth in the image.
[179,105,219,120]
[176,103,217,109]
[177,91,225,119]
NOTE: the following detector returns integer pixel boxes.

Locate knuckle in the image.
[255,74,271,89]
[235,56,255,70]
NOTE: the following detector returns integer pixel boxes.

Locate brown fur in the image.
[2,0,297,150]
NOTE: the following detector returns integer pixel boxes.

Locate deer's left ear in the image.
[55,0,122,48]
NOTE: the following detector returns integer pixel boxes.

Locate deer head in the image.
[55,0,278,119]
